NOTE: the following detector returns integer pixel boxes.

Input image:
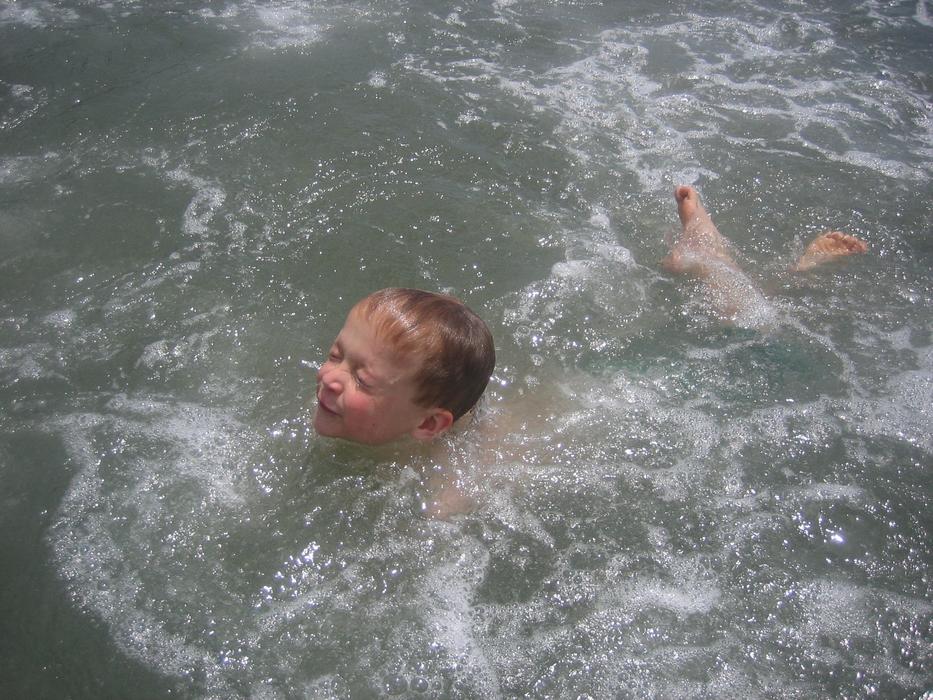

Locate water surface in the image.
[1,1,931,697]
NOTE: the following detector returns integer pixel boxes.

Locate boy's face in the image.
[313,309,445,444]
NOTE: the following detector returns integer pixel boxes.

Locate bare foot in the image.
[662,186,736,275]
[674,184,703,225]
[794,231,868,272]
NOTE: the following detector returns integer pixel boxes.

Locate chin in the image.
[312,410,341,438]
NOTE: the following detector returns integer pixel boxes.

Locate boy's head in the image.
[313,288,495,445]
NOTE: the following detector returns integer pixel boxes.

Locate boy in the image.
[313,287,495,445]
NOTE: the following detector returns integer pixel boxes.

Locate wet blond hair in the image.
[352,288,495,421]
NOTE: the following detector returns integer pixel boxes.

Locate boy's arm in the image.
[423,475,475,520]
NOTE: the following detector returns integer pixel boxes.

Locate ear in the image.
[410,408,455,441]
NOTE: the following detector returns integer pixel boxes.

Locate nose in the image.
[317,363,346,394]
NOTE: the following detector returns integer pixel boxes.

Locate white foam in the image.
[855,360,933,451]
[446,10,933,188]
[43,309,75,329]
[0,151,58,184]
[504,234,645,353]
[190,0,349,50]
[167,168,227,239]
[50,412,207,680]
[0,343,63,383]
[135,339,175,369]
[420,549,503,696]
[49,399,259,690]
[0,1,78,28]
[608,576,722,616]
[917,0,933,26]
[196,4,239,21]
[253,4,326,48]
[367,70,388,88]
[796,579,930,687]
[0,82,47,131]
[841,150,927,180]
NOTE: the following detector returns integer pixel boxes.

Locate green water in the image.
[1,1,931,697]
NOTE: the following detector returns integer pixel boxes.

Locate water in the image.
[1,1,931,697]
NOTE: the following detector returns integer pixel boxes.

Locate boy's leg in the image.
[662,186,738,276]
[662,186,768,324]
